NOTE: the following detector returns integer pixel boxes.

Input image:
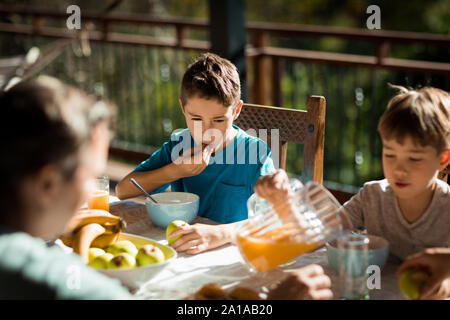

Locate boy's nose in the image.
[201,120,212,131]
[393,163,409,177]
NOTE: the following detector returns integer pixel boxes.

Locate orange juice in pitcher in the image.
[235,181,343,272]
[237,230,321,272]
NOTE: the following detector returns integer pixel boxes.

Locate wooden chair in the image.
[439,164,450,183]
[234,96,326,184]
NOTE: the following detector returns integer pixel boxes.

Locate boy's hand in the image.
[172,145,215,178]
[267,264,333,300]
[168,223,231,255]
[254,169,302,218]
[397,248,450,300]
[254,169,292,206]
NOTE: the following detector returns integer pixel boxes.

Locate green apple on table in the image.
[105,240,138,257]
[398,269,430,300]
[166,220,189,246]
[89,253,114,269]
[108,253,137,269]
[88,247,106,263]
[136,244,165,266]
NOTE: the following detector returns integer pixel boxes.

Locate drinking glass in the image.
[337,232,370,300]
[87,175,110,212]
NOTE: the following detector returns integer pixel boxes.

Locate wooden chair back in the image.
[439,164,450,183]
[234,96,326,184]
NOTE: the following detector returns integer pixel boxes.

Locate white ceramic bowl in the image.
[99,233,177,289]
[145,192,199,229]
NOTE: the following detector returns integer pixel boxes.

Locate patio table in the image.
[109,199,406,300]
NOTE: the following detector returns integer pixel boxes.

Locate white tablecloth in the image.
[110,200,406,300]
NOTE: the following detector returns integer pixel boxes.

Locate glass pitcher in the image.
[235,179,344,272]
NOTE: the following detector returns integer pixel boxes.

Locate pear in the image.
[136,244,165,266]
[166,220,188,246]
[89,253,114,270]
[107,253,136,270]
[88,248,105,263]
[105,240,138,257]
[398,269,430,300]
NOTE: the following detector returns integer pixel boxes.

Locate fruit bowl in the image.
[326,234,389,272]
[98,233,177,289]
[145,192,199,229]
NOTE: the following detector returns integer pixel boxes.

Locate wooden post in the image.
[176,25,187,48]
[102,20,109,41]
[251,31,269,105]
[33,16,45,34]
[279,141,288,170]
[303,96,326,184]
[376,41,390,66]
[271,56,282,106]
[209,0,247,101]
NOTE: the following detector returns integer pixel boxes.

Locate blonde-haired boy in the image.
[254,85,450,299]
[342,85,450,260]
[256,85,450,260]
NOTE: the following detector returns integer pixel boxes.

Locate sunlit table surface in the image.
[109,199,406,300]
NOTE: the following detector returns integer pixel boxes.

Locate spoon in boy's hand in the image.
[130,178,158,204]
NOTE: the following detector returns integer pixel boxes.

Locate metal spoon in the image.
[130,178,158,204]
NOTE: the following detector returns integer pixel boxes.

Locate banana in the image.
[60,234,74,247]
[63,210,123,235]
[72,223,106,264]
[60,222,125,249]
[90,232,120,248]
[59,210,127,254]
[60,230,121,249]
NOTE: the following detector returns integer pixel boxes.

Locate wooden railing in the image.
[1,6,449,107]
[0,6,448,193]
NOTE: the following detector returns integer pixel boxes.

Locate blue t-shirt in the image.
[135,125,275,223]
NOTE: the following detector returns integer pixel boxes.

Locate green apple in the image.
[136,244,165,267]
[105,240,138,257]
[166,220,188,246]
[398,269,430,300]
[89,253,114,270]
[107,253,136,270]
[88,248,105,263]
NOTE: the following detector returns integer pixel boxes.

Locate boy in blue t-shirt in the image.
[116,53,275,254]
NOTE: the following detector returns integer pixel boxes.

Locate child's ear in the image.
[233,100,244,120]
[32,164,65,209]
[438,149,450,171]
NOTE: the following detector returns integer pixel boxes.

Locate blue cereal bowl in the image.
[145,192,199,229]
[326,234,390,273]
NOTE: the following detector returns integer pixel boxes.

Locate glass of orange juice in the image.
[88,175,110,212]
[235,180,344,273]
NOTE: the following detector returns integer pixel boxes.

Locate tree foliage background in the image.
[0,0,448,188]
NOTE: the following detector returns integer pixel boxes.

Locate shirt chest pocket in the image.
[212,182,249,224]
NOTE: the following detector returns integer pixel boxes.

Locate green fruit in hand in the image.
[88,248,105,263]
[105,240,138,257]
[166,220,188,246]
[107,253,136,270]
[89,253,114,270]
[398,269,430,300]
[136,244,165,266]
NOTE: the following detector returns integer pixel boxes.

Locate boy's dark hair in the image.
[0,76,113,217]
[180,52,241,107]
[377,85,450,154]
